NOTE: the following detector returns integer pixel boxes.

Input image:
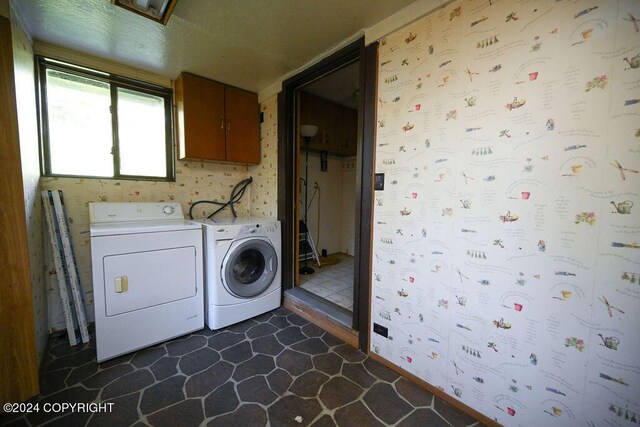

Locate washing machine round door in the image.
[221,238,278,298]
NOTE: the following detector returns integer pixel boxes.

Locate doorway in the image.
[278,38,377,351]
[297,60,359,313]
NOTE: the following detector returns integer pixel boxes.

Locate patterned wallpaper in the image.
[11,7,47,362]
[41,98,278,331]
[250,95,278,218]
[370,1,640,425]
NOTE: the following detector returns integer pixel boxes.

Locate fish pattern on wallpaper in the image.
[370,1,640,425]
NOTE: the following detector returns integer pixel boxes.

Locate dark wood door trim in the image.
[354,41,378,351]
[277,89,293,296]
[277,37,376,352]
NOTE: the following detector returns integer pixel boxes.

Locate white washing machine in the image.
[199,218,281,329]
[89,202,204,362]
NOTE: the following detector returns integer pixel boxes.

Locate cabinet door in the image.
[177,73,225,161]
[342,107,358,156]
[225,86,260,164]
[299,91,324,151]
[322,101,343,153]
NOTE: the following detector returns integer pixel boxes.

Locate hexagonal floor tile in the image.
[275,349,312,376]
[220,341,253,364]
[268,315,291,329]
[150,356,179,381]
[267,369,293,395]
[246,322,278,339]
[204,382,239,418]
[311,414,337,427]
[342,363,376,388]
[140,375,187,415]
[185,361,233,398]
[291,338,329,355]
[165,335,207,357]
[334,401,384,427]
[101,369,155,400]
[88,392,141,426]
[251,335,284,356]
[179,347,220,375]
[312,353,343,376]
[131,347,166,368]
[208,331,245,351]
[363,357,400,382]
[301,323,325,338]
[232,354,276,382]
[237,376,277,405]
[321,333,344,348]
[289,371,329,398]
[275,326,306,345]
[226,319,258,333]
[318,377,363,410]
[146,398,204,427]
[287,314,309,326]
[267,395,322,426]
[395,377,433,407]
[397,408,451,427]
[333,344,366,363]
[82,364,134,389]
[433,397,478,427]
[363,383,413,425]
[208,403,267,427]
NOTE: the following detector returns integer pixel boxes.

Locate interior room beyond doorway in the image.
[297,60,359,314]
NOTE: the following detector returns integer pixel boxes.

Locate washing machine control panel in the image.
[210,221,280,239]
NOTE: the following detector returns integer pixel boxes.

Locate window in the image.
[37,57,174,181]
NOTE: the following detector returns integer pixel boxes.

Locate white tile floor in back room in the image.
[299,254,354,311]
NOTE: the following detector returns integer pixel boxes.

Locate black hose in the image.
[188,177,253,220]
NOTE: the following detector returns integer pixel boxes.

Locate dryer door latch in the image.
[115,276,129,293]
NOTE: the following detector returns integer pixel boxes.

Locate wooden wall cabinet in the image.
[342,107,358,156]
[299,91,357,157]
[176,72,260,164]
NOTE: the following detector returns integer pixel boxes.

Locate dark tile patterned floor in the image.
[1,307,481,427]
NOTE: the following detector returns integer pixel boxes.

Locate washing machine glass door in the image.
[222,238,278,298]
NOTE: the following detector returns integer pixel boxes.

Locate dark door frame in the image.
[277,38,378,352]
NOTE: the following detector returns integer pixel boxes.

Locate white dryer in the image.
[89,202,204,362]
[199,218,281,329]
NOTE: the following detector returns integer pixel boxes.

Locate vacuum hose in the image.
[188,177,253,219]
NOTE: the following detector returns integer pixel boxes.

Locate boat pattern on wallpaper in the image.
[370,0,640,425]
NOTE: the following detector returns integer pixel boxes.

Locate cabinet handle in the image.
[220,118,224,129]
[227,120,231,130]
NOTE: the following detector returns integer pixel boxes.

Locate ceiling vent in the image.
[112,0,179,25]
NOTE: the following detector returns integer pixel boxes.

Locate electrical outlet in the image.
[375,173,385,190]
[373,323,388,338]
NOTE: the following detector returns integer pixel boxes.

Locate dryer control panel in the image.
[90,202,185,223]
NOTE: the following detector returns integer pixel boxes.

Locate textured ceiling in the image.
[302,61,360,108]
[14,0,419,92]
